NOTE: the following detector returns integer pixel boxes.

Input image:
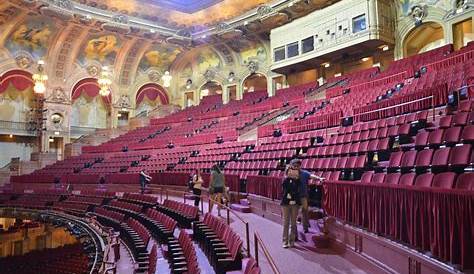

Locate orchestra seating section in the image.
[0,243,89,274]
[0,190,251,274]
[7,42,474,271]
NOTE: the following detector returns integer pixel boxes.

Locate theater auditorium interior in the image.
[0,0,473,273]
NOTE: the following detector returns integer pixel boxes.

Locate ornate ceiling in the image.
[75,0,273,27]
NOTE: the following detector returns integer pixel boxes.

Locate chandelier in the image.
[161,71,172,88]
[98,66,112,96]
[32,60,48,94]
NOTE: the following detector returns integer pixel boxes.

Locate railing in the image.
[152,186,251,257]
[254,231,281,274]
[70,126,99,136]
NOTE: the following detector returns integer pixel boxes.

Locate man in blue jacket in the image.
[289,158,325,233]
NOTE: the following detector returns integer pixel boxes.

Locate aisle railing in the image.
[254,231,281,274]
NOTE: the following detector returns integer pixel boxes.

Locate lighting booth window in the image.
[352,14,367,33]
[287,42,299,58]
[302,36,314,53]
[274,46,286,61]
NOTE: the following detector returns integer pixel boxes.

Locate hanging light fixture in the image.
[161,71,172,88]
[33,60,48,94]
[98,66,112,96]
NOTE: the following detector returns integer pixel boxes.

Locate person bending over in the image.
[288,158,325,233]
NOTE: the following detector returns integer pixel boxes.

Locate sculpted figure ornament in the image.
[408,4,427,26]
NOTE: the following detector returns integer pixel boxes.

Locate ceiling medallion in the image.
[86,65,99,77]
[408,4,427,26]
[257,5,275,18]
[247,61,259,74]
[46,0,74,10]
[111,14,129,24]
[148,70,161,82]
[15,55,32,69]
[204,69,216,81]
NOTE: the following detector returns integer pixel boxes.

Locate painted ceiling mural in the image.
[227,39,267,65]
[5,16,57,59]
[77,33,121,66]
[196,48,221,72]
[139,44,182,72]
[74,0,273,28]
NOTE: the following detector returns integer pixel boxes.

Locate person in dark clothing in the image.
[139,170,151,194]
[281,165,302,248]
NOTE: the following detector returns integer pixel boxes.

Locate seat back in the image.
[432,172,456,189]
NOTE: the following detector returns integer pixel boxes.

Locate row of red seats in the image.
[360,171,473,190]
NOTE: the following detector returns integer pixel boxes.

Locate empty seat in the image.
[400,150,417,170]
[414,173,433,187]
[432,172,456,189]
[414,149,434,169]
[414,131,429,149]
[372,173,385,183]
[458,100,473,112]
[431,147,451,169]
[448,144,472,168]
[438,116,452,129]
[455,173,474,190]
[360,171,374,183]
[384,173,401,184]
[399,173,416,186]
[453,112,469,126]
[387,151,403,170]
[427,129,444,147]
[461,125,474,143]
[443,127,462,145]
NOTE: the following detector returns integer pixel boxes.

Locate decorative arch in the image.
[71,78,111,105]
[0,70,33,93]
[70,78,111,129]
[0,70,34,123]
[135,83,170,107]
[402,21,445,57]
[241,72,268,94]
[395,5,448,59]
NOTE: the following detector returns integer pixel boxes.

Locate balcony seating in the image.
[157,199,198,228]
[167,229,200,273]
[0,243,89,274]
[193,213,243,274]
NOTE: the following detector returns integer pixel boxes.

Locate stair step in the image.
[230,203,251,213]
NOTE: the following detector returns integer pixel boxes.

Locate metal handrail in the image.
[151,186,251,257]
[254,231,281,274]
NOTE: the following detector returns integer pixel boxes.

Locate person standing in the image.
[191,169,203,207]
[139,169,152,194]
[289,158,325,233]
[281,165,302,248]
[209,165,225,216]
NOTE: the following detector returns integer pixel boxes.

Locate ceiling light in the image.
[323,62,330,68]
[54,131,60,135]
[9,134,13,138]
[334,73,342,77]
[372,63,381,68]
[361,57,370,62]
[201,35,207,39]
[382,45,389,51]
[243,21,249,26]
[49,137,54,143]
